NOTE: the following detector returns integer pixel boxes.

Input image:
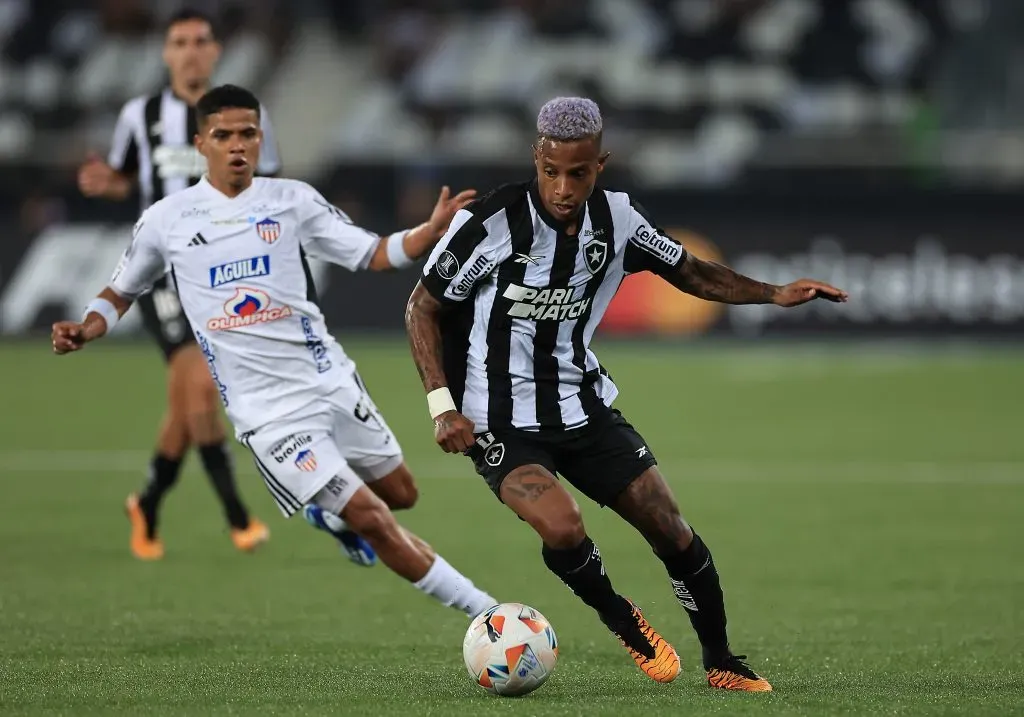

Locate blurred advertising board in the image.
[1,190,1021,338]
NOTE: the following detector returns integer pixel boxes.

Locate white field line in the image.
[0,451,1021,484]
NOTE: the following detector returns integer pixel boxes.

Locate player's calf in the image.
[322,481,495,618]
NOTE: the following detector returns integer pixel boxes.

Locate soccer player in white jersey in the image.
[77,9,277,559]
[52,84,497,619]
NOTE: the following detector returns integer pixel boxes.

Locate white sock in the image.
[414,555,497,618]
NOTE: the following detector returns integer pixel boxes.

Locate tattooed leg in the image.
[501,465,632,620]
[612,467,732,662]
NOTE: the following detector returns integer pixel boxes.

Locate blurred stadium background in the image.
[1,2,1021,715]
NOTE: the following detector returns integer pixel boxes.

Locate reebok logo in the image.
[188,233,208,247]
[514,253,543,265]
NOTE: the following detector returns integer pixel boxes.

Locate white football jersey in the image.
[110,175,381,435]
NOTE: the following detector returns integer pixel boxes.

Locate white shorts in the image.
[240,374,402,517]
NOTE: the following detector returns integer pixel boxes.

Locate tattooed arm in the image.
[405,281,449,393]
[666,253,848,307]
[666,254,779,304]
[405,281,477,453]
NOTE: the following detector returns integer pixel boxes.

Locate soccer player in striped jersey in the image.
[405,97,849,691]
[76,9,279,559]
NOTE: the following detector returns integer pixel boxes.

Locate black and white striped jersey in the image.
[421,180,688,433]
[108,87,281,212]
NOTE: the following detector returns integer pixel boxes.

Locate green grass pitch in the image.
[0,338,1022,716]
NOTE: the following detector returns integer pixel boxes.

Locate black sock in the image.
[542,536,631,621]
[138,454,183,538]
[198,443,250,530]
[660,532,731,667]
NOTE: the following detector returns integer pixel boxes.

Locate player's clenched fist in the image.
[51,321,86,355]
[434,410,476,454]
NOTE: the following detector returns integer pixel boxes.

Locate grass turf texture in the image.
[0,338,1021,716]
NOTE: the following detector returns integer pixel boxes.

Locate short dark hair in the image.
[195,85,261,125]
[166,8,218,39]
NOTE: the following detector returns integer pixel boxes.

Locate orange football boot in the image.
[125,493,163,561]
[231,518,270,552]
[603,601,681,683]
[706,655,773,691]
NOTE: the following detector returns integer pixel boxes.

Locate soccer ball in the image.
[463,602,558,697]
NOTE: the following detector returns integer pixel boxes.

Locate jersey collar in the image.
[198,174,258,201]
[528,179,587,235]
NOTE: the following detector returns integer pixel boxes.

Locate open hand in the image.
[434,409,476,454]
[773,279,848,308]
[77,152,118,197]
[428,186,477,236]
[52,321,86,355]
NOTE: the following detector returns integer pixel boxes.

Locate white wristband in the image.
[82,297,120,334]
[386,230,415,269]
[427,387,457,419]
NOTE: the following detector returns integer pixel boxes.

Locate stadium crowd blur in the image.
[1,0,1021,339]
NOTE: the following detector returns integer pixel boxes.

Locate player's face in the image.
[533,136,608,223]
[195,109,262,188]
[163,19,220,89]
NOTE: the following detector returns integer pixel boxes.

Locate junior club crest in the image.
[583,239,607,274]
[255,217,281,244]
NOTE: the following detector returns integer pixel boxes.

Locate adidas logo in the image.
[188,233,208,247]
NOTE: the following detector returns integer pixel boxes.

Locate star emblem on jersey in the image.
[484,443,505,467]
[255,217,281,244]
[583,239,607,274]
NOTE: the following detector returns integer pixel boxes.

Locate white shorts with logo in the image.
[239,374,402,517]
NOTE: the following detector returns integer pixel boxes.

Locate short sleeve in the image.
[421,209,493,304]
[256,107,281,176]
[110,211,168,299]
[298,185,380,271]
[622,196,687,277]
[108,98,142,175]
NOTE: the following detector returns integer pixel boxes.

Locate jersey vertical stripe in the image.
[572,189,616,420]
[142,94,164,207]
[485,194,532,431]
[532,201,580,429]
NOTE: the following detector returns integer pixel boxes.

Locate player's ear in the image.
[597,151,610,173]
[211,40,222,62]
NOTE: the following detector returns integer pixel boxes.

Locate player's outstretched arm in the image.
[51,288,133,355]
[405,281,476,454]
[367,186,476,271]
[667,254,848,307]
[78,153,135,201]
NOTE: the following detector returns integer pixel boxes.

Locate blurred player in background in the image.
[77,9,277,560]
[406,97,848,691]
[54,84,496,620]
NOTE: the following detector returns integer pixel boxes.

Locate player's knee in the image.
[390,481,418,511]
[533,503,585,550]
[650,514,693,556]
[344,499,399,545]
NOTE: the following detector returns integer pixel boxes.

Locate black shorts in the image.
[136,275,196,362]
[467,408,657,507]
